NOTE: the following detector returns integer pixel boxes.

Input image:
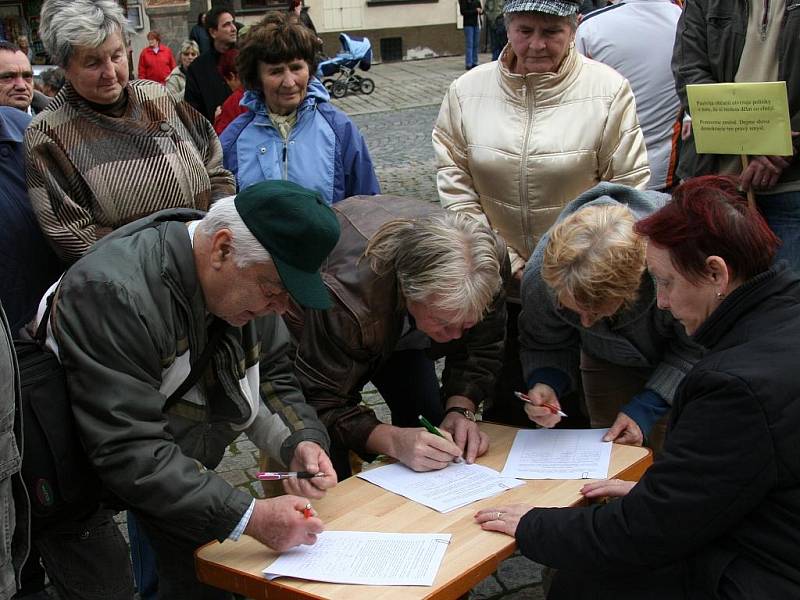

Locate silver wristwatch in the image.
[444,406,477,422]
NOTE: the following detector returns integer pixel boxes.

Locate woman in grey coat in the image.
[518,182,702,448]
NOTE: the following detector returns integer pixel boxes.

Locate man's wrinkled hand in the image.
[282,441,337,498]
[740,155,790,191]
[391,427,462,471]
[244,495,324,552]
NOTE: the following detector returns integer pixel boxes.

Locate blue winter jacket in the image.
[219,79,380,204]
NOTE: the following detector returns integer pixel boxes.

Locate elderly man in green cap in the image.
[36,181,341,599]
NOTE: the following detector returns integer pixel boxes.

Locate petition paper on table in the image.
[263,531,451,586]
[501,428,612,480]
[357,461,524,512]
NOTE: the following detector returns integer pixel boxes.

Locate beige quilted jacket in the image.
[433,45,650,275]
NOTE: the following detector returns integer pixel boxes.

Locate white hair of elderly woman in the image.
[39,0,133,68]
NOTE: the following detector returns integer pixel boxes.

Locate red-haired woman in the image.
[477,175,800,599]
[213,48,246,135]
[137,31,176,85]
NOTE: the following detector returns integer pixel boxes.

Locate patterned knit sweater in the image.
[25,79,235,263]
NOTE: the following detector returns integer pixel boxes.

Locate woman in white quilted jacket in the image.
[433,0,650,425]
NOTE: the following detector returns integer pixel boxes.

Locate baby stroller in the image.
[316,33,375,98]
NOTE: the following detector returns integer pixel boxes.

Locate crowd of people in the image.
[0,0,798,599]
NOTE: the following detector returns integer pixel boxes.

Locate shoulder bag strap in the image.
[165,317,229,410]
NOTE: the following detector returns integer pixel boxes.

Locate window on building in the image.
[240,0,287,10]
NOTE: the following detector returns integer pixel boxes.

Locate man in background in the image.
[0,41,50,115]
[576,0,682,191]
[185,5,237,121]
[0,106,63,334]
[672,0,800,270]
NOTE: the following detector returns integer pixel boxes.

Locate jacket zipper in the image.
[519,80,534,258]
[282,142,288,179]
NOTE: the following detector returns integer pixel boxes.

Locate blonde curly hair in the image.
[542,204,646,312]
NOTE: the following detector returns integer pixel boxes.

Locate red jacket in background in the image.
[214,87,246,136]
[138,45,176,85]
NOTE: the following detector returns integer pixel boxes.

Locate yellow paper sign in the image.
[687,82,792,156]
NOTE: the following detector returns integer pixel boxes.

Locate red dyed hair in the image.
[217,48,239,80]
[147,31,161,43]
[635,175,780,283]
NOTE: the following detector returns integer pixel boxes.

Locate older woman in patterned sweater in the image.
[25,0,234,264]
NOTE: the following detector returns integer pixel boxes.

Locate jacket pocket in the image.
[0,432,20,482]
[705,14,744,83]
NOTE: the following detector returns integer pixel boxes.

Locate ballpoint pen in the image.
[418,415,463,463]
[256,471,326,481]
[418,414,445,438]
[513,391,568,417]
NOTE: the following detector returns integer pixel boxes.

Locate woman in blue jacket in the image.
[220,12,379,204]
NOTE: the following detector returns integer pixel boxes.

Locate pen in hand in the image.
[418,414,463,463]
[256,471,326,481]
[513,391,568,417]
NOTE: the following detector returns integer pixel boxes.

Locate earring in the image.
[716,291,725,300]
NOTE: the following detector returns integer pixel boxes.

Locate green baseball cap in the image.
[234,180,340,309]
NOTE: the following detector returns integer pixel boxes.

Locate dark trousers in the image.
[135,514,232,600]
[330,348,442,479]
[33,510,134,600]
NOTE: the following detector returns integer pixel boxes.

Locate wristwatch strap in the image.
[444,406,477,422]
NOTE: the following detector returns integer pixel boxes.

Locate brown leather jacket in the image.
[283,195,511,457]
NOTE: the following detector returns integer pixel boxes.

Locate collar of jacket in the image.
[496,43,582,99]
[692,262,797,349]
[241,77,329,118]
[55,79,174,134]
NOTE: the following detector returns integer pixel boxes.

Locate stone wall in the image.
[145,0,192,57]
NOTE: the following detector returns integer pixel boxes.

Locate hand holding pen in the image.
[418,415,463,464]
[384,416,462,472]
[282,441,338,499]
[515,385,567,429]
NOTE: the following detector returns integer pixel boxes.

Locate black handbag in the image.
[16,298,227,529]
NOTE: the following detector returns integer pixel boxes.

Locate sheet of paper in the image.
[263,531,451,586]
[687,81,793,155]
[357,461,524,513]
[501,428,612,480]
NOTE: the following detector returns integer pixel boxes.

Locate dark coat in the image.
[0,107,63,331]
[671,0,800,183]
[184,48,231,122]
[459,0,482,27]
[516,263,800,599]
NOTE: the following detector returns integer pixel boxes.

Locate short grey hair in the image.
[503,11,578,30]
[180,40,200,55]
[39,0,133,68]
[365,211,502,323]
[198,196,272,268]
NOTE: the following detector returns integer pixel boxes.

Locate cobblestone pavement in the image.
[103,54,546,600]
[325,53,491,117]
